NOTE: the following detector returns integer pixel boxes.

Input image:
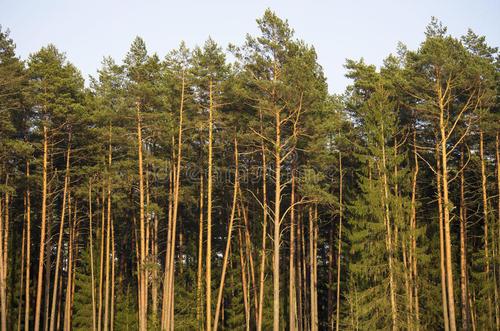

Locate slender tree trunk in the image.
[273,99,282,331]
[257,109,268,331]
[0,185,7,331]
[161,161,173,331]
[436,145,450,331]
[196,175,204,329]
[206,79,214,331]
[49,134,71,331]
[43,205,51,331]
[328,221,334,331]
[1,177,10,331]
[98,183,106,331]
[25,161,31,331]
[289,170,297,331]
[479,129,493,327]
[110,216,115,331]
[17,207,26,331]
[459,149,470,331]
[297,207,304,331]
[301,207,309,331]
[495,132,500,330]
[163,71,185,330]
[335,152,343,331]
[381,123,398,331]
[439,90,457,331]
[239,193,258,318]
[238,228,250,331]
[89,180,97,331]
[104,126,112,331]
[64,195,74,331]
[136,100,147,331]
[213,138,239,331]
[34,125,48,331]
[410,130,420,330]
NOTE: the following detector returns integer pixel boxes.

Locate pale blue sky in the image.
[1,0,499,93]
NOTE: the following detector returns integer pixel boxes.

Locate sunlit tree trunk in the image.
[289,170,297,331]
[34,125,48,331]
[49,133,71,331]
[273,95,282,331]
[89,180,97,331]
[479,129,493,326]
[24,161,31,331]
[335,152,343,331]
[257,108,268,331]
[438,82,457,331]
[136,100,147,331]
[459,148,469,331]
[64,195,74,331]
[17,203,26,331]
[98,183,106,331]
[163,71,184,330]
[213,138,239,331]
[206,79,214,331]
[410,130,420,330]
[238,228,250,331]
[436,145,450,331]
[196,175,204,329]
[111,215,115,331]
[104,126,112,331]
[380,123,397,331]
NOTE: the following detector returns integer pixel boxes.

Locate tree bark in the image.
[206,79,213,331]
[213,138,239,331]
[479,129,493,327]
[335,152,343,331]
[196,175,204,329]
[436,145,450,331]
[49,133,71,331]
[257,108,268,331]
[24,161,31,331]
[459,148,469,331]
[34,125,48,331]
[89,180,97,331]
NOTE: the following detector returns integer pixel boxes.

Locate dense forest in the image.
[0,9,499,331]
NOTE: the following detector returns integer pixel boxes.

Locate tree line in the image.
[0,9,499,330]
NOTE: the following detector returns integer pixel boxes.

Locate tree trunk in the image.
[89,180,97,331]
[25,160,31,331]
[257,108,268,331]
[381,123,398,331]
[213,138,239,331]
[136,100,147,331]
[163,71,185,330]
[64,195,74,331]
[335,152,343,331]
[459,148,469,331]
[410,130,420,330]
[289,170,297,331]
[17,204,26,331]
[238,228,250,331]
[49,133,71,331]
[439,89,457,331]
[273,98,282,331]
[479,129,493,327]
[436,145,450,331]
[196,175,204,329]
[111,216,115,331]
[206,79,213,331]
[104,126,112,331]
[98,183,106,331]
[34,125,48,331]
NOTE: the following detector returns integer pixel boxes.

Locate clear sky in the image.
[1,0,499,93]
